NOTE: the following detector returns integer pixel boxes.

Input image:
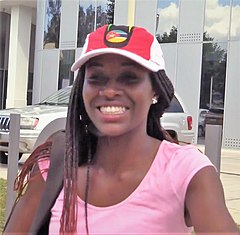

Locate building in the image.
[0,0,239,149]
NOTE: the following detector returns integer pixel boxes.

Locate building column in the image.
[6,5,32,108]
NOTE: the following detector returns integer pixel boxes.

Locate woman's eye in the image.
[87,75,106,85]
[120,73,140,84]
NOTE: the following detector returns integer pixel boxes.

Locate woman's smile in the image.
[99,106,128,115]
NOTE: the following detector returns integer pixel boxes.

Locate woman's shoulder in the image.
[158,140,214,172]
[156,141,216,200]
[160,140,206,158]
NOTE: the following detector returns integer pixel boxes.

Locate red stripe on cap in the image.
[85,25,153,60]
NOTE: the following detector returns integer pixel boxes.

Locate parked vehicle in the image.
[198,108,209,137]
[161,94,194,144]
[0,86,194,163]
[0,87,70,164]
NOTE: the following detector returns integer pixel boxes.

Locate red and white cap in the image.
[71,24,165,72]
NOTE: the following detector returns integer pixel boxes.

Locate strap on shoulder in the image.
[29,131,65,235]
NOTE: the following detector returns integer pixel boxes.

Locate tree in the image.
[106,0,115,24]
[77,0,115,47]
[200,32,227,109]
[44,0,62,48]
[156,26,177,43]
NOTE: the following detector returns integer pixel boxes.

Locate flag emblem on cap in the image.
[106,30,128,43]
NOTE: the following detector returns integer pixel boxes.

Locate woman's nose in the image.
[99,81,122,98]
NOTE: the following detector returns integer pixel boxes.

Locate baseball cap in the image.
[71,24,165,72]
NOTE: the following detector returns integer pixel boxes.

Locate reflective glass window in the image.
[230,0,240,40]
[77,0,115,47]
[58,50,75,90]
[156,0,179,43]
[43,0,62,49]
[200,42,227,110]
[0,12,10,109]
[204,0,231,42]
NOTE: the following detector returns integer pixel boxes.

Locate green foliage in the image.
[43,0,62,48]
[77,0,115,47]
[156,26,177,43]
[0,178,7,232]
[200,33,227,109]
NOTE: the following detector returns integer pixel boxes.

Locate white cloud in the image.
[204,0,231,40]
[230,4,240,38]
[156,2,179,35]
[156,0,240,40]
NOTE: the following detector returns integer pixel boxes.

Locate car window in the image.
[165,96,184,113]
[39,86,72,106]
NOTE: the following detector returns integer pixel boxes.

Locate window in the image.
[204,0,231,42]
[230,0,240,40]
[77,0,115,47]
[165,96,184,113]
[43,0,62,49]
[200,42,227,110]
[58,50,75,90]
[156,0,179,43]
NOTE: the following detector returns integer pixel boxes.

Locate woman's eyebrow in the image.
[121,60,139,67]
[86,60,103,68]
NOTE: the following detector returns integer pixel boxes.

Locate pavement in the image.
[0,145,240,225]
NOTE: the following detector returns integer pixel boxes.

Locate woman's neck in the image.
[92,133,161,175]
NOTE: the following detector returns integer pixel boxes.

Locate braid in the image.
[60,68,85,234]
[60,67,97,234]
[147,70,174,141]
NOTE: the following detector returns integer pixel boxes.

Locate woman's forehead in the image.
[86,54,145,69]
[88,54,136,64]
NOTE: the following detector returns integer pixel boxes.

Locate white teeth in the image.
[100,106,126,114]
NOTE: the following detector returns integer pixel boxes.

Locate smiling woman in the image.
[2,24,240,235]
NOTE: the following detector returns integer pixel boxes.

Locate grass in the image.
[0,178,7,232]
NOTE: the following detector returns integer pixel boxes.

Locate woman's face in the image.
[82,54,155,137]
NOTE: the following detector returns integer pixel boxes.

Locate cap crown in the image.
[71,24,165,72]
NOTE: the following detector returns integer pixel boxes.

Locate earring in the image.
[152,96,158,104]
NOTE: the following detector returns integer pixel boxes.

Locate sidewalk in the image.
[0,147,240,224]
[198,145,240,225]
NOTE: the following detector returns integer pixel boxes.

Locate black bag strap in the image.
[29,130,65,235]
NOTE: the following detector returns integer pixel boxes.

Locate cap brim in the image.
[71,48,163,72]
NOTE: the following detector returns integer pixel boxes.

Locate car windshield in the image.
[39,86,72,106]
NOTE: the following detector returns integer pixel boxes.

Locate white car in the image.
[161,94,194,144]
[0,86,194,163]
[0,87,70,164]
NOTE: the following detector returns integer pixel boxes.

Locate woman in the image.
[3,24,239,235]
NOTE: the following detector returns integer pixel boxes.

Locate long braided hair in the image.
[60,67,174,234]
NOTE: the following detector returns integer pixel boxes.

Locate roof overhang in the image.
[0,0,37,12]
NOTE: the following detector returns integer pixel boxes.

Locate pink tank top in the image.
[39,140,214,234]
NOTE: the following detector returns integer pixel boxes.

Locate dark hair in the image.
[60,67,174,233]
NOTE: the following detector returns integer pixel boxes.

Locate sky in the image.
[157,0,240,40]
